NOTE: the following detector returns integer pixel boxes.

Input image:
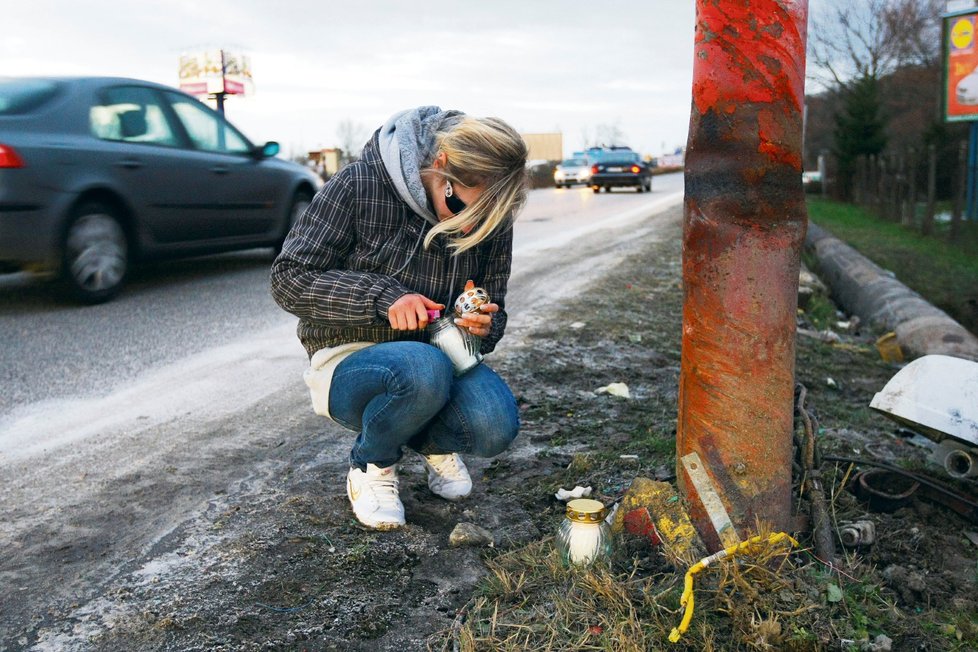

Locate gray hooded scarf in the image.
[377,106,464,227]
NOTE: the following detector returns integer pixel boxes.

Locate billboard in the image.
[945,11,978,121]
[178,50,254,97]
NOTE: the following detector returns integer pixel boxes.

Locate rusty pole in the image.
[678,0,809,552]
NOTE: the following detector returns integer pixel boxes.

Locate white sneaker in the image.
[423,453,472,501]
[346,464,405,530]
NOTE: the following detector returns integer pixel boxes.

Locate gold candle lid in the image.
[565,498,607,523]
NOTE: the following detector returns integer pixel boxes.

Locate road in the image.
[0,173,682,649]
[0,173,683,425]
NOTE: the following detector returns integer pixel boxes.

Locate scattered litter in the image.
[839,520,876,547]
[619,454,639,462]
[826,377,838,388]
[596,382,631,398]
[569,321,586,329]
[797,328,842,343]
[628,333,642,343]
[874,332,904,363]
[836,316,861,333]
[555,486,592,501]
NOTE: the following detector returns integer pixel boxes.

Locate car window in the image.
[90,86,179,146]
[561,158,587,167]
[604,154,640,164]
[164,92,250,154]
[0,79,64,115]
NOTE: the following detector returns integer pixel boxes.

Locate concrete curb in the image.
[804,222,978,362]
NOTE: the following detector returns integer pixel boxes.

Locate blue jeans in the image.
[328,341,520,470]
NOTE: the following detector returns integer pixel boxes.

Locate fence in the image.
[832,143,969,241]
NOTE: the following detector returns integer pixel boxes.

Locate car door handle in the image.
[114,159,143,170]
[210,165,230,174]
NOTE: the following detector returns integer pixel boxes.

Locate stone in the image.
[448,523,494,548]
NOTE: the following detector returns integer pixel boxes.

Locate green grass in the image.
[806,198,978,335]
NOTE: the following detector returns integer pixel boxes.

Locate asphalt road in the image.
[0,173,683,426]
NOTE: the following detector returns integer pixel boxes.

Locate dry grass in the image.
[434,532,827,652]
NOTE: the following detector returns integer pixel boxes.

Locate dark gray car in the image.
[0,76,321,302]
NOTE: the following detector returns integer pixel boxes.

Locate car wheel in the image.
[592,186,600,193]
[62,203,128,303]
[276,190,312,253]
[636,182,645,193]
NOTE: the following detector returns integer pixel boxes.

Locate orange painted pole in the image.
[678,0,809,552]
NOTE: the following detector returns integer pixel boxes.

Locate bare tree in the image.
[579,126,594,150]
[883,0,943,70]
[594,121,626,147]
[336,119,368,165]
[809,0,942,90]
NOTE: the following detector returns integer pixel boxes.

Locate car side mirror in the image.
[258,141,280,158]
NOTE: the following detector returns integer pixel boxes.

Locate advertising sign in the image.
[945,11,978,121]
[178,50,253,97]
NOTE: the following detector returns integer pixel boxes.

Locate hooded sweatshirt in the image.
[377,105,464,226]
[270,106,513,360]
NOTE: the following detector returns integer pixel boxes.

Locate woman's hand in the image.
[388,294,444,331]
[455,302,498,338]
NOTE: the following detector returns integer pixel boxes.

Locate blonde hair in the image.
[423,116,528,253]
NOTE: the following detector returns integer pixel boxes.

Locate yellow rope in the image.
[668,532,799,644]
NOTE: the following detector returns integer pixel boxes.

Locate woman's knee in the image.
[467,406,519,457]
[385,342,453,406]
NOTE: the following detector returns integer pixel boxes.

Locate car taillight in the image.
[0,144,24,168]
[630,165,641,174]
[591,164,599,174]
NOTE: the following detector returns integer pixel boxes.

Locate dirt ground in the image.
[7,214,978,651]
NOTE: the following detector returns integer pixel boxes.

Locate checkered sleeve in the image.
[270,170,410,326]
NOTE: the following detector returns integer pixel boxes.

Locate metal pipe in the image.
[945,448,978,479]
[678,0,809,552]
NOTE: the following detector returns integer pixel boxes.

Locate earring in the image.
[445,179,454,198]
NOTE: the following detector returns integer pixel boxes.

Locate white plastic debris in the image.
[570,321,587,329]
[826,377,838,388]
[797,329,842,343]
[596,382,631,399]
[555,486,593,501]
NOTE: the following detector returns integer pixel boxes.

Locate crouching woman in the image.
[270,106,527,530]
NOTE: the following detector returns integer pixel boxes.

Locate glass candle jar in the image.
[427,311,483,376]
[556,498,612,566]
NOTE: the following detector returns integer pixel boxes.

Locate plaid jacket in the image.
[270,132,513,359]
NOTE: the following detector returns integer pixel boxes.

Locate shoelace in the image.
[429,455,465,480]
[369,475,401,507]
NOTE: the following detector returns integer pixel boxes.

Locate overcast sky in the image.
[4,1,697,159]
